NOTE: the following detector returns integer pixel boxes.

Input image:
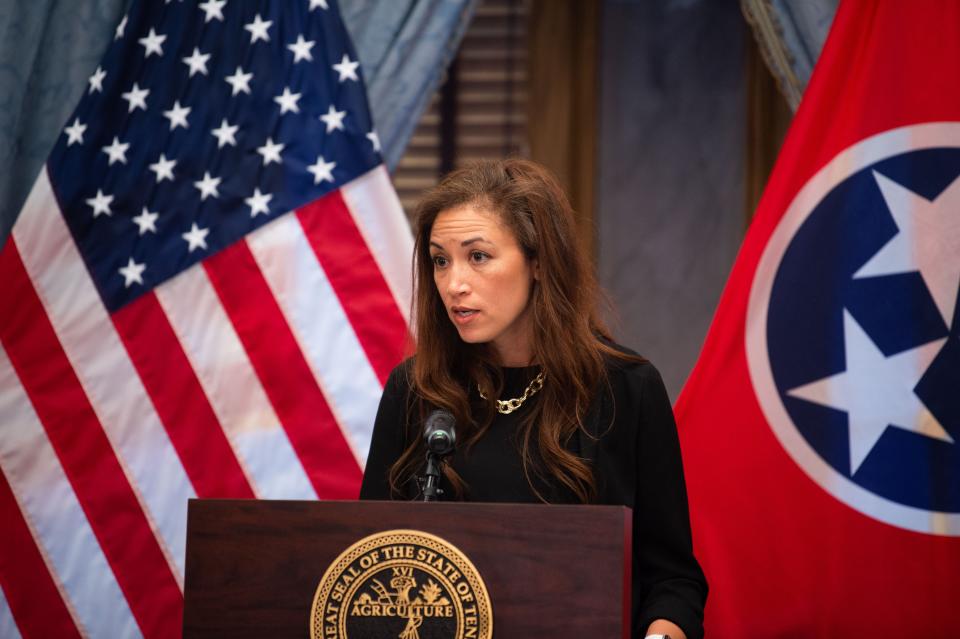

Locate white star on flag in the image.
[64,118,87,146]
[182,223,210,252]
[320,105,347,133]
[163,101,191,130]
[287,35,316,63]
[788,309,952,474]
[115,15,127,40]
[332,54,359,82]
[854,171,960,327]
[366,131,381,153]
[182,47,211,77]
[245,14,272,43]
[256,137,284,165]
[88,66,106,93]
[121,83,149,113]
[149,154,177,182]
[307,156,336,184]
[225,67,253,95]
[198,0,226,23]
[101,137,130,165]
[118,257,146,287]
[194,172,221,200]
[211,118,239,148]
[132,207,159,235]
[274,87,302,114]
[86,189,114,217]
[245,188,272,217]
[138,28,166,57]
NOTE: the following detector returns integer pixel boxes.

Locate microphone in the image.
[420,410,456,501]
[424,409,456,456]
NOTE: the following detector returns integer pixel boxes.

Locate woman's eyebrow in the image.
[429,236,491,249]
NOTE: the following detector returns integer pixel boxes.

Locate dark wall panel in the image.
[598,0,747,399]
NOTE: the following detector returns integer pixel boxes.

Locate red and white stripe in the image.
[0,165,413,637]
[0,584,23,639]
[0,346,140,638]
[247,209,383,462]
[341,168,415,324]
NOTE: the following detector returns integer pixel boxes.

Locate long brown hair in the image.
[390,159,628,502]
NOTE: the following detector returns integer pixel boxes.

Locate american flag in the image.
[0,1,413,636]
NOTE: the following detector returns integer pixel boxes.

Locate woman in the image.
[360,159,707,639]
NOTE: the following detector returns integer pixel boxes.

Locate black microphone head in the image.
[424,409,456,456]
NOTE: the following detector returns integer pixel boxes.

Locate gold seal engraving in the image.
[310,529,492,639]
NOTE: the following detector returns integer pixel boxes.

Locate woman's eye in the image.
[469,251,489,263]
[432,255,448,268]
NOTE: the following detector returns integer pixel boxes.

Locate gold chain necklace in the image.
[478,371,545,415]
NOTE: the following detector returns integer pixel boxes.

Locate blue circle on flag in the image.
[766,148,960,513]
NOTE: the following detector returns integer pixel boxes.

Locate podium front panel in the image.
[183,499,631,638]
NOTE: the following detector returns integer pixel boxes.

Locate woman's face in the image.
[429,204,537,365]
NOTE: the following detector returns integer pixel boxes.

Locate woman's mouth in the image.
[451,307,479,325]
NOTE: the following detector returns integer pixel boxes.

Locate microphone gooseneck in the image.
[421,410,456,501]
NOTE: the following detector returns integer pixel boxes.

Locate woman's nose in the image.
[446,262,471,296]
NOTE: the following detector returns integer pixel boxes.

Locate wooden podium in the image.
[183,499,631,638]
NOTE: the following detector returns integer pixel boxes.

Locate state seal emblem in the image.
[310,529,493,639]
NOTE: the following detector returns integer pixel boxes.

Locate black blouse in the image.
[359,352,707,639]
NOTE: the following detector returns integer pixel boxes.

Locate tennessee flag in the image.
[676,1,960,636]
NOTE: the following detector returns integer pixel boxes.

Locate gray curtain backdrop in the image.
[0,0,127,250]
[742,0,838,109]
[597,0,838,399]
[0,0,475,248]
[342,0,475,171]
[597,0,748,401]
